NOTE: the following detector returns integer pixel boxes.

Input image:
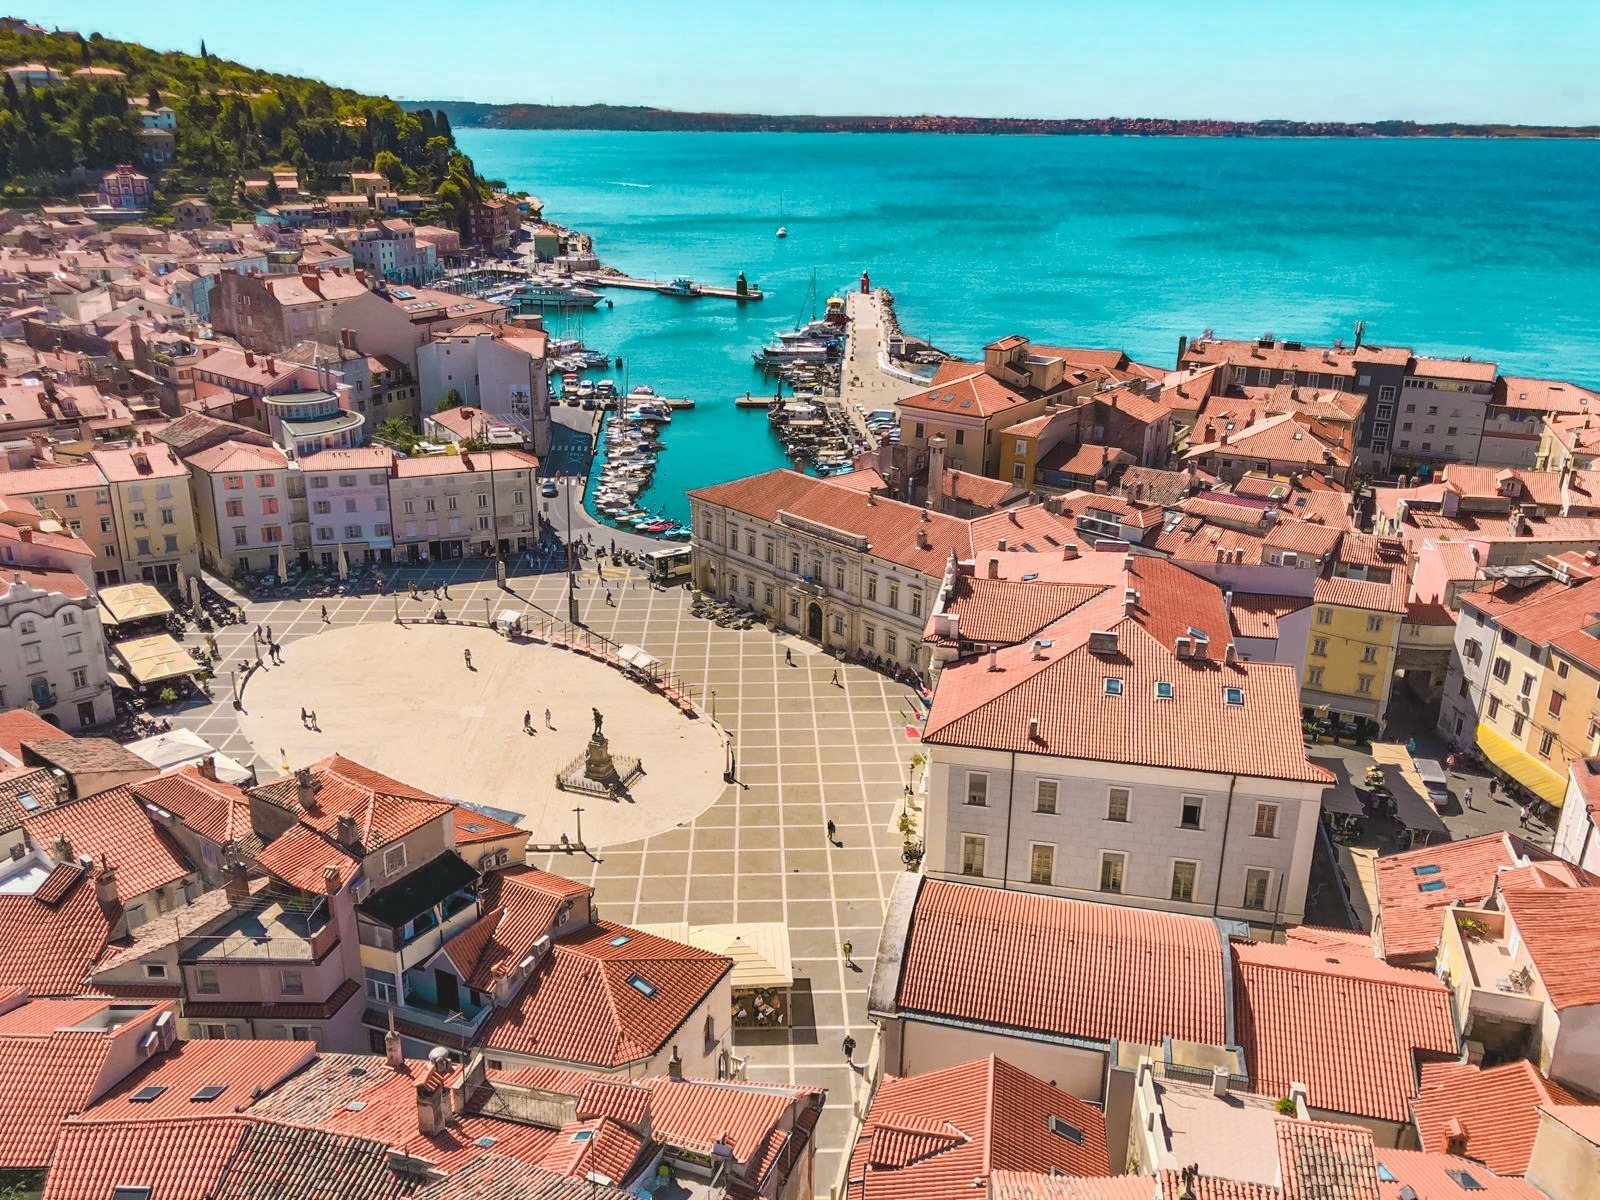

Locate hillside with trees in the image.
[0,24,486,222]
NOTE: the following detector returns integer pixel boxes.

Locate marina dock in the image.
[581,273,764,302]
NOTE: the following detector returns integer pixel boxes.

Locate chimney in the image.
[336,813,359,847]
[987,556,1000,579]
[1062,543,1078,561]
[416,1055,450,1135]
[1028,717,1040,741]
[1177,334,1188,364]
[296,767,316,812]
[916,528,929,550]
[385,1025,405,1070]
[1211,1067,1231,1098]
[51,832,74,864]
[266,356,276,374]
[322,863,341,894]
[1444,1117,1467,1156]
[986,649,1000,672]
[927,434,947,509]
[94,856,119,908]
[224,860,250,904]
[1124,588,1139,616]
[245,350,255,367]
[667,1045,683,1080]
[1224,642,1238,664]
[197,755,217,781]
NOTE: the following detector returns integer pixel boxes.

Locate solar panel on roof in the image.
[1418,880,1447,893]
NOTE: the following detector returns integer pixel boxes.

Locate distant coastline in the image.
[408,103,1600,139]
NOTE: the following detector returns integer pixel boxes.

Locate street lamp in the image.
[565,477,580,626]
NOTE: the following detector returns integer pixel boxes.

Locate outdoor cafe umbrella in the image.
[337,544,349,582]
[189,574,203,621]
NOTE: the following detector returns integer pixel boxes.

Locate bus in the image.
[644,546,693,585]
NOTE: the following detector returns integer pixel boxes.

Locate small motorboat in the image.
[776,226,787,239]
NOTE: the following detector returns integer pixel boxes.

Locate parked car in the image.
[540,480,559,498]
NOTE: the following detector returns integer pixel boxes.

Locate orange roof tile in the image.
[989,1173,1156,1200]
[1497,885,1600,1009]
[133,766,255,848]
[1233,935,1456,1123]
[251,755,453,851]
[1273,1119,1378,1200]
[1412,1060,1584,1175]
[43,1116,249,1200]
[80,1039,318,1122]
[443,866,593,990]
[898,369,1033,418]
[24,785,194,905]
[644,1077,812,1162]
[253,824,359,894]
[934,574,1106,645]
[479,921,731,1069]
[846,1057,1109,1200]
[895,880,1229,1048]
[1372,1150,1546,1200]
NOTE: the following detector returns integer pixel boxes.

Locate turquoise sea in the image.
[456,131,1600,521]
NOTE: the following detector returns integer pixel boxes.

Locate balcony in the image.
[180,894,339,964]
[1443,908,1545,1031]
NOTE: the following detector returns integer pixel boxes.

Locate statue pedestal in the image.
[584,732,617,782]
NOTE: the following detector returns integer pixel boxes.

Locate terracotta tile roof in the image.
[846,1056,1109,1200]
[454,806,529,846]
[185,439,289,474]
[1312,574,1409,616]
[42,1115,250,1199]
[89,444,188,482]
[0,998,173,1168]
[0,462,109,497]
[1497,885,1600,1009]
[0,862,117,996]
[1040,443,1134,476]
[296,445,396,471]
[0,765,66,832]
[1233,935,1457,1123]
[80,1039,318,1122]
[412,1154,632,1200]
[133,766,255,848]
[1372,1150,1546,1200]
[392,449,540,478]
[1496,376,1600,414]
[253,824,360,894]
[479,920,732,1068]
[895,880,1229,1048]
[1373,834,1550,964]
[1412,1060,1584,1175]
[251,755,453,852]
[1186,414,1351,470]
[644,1077,811,1162]
[924,556,1328,784]
[1117,467,1197,508]
[24,785,195,904]
[90,884,253,975]
[443,866,592,990]
[1181,337,1410,375]
[898,369,1032,418]
[0,708,71,764]
[1228,594,1310,640]
[1274,1119,1378,1200]
[942,468,1024,509]
[1413,357,1496,383]
[1538,1103,1600,1146]
[989,1173,1156,1200]
[209,1120,410,1200]
[934,574,1106,645]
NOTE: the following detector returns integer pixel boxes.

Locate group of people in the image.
[522,708,555,735]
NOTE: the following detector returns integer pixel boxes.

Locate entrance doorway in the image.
[807,602,823,641]
[435,970,460,1013]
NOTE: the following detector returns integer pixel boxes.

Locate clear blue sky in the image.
[19,0,1599,123]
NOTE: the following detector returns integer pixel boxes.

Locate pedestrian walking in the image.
[1463,787,1474,810]
[1489,777,1499,796]
[300,707,309,726]
[1520,803,1531,827]
[545,708,553,729]
[830,669,840,687]
[464,649,473,669]
[320,604,328,622]
[264,625,272,642]
[443,585,450,600]
[826,818,837,844]
[841,940,854,968]
[523,710,532,734]
[605,588,614,606]
[785,648,794,666]
[308,711,318,731]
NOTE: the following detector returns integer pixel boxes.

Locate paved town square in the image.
[168,560,921,1190]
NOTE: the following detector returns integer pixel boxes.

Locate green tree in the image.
[440,388,464,410]
[373,148,405,185]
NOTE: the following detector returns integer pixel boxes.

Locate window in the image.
[382,843,407,876]
[1243,868,1273,911]
[1307,666,1324,688]
[1254,804,1279,838]
[287,1025,315,1041]
[281,969,304,996]
[1099,852,1126,894]
[136,537,152,557]
[160,508,174,526]
[71,667,87,689]
[889,581,900,609]
[1224,686,1245,706]
[966,773,988,807]
[346,499,360,514]
[143,963,168,979]
[195,967,220,994]
[224,476,243,490]
[1036,780,1058,814]
[1154,681,1174,699]
[864,625,876,648]
[1492,657,1511,683]
[1488,696,1501,719]
[1316,607,1332,626]
[1549,692,1565,717]
[1357,674,1374,695]
[1029,844,1055,885]
[1539,731,1556,757]
[1556,659,1570,679]
[233,527,248,546]
[1171,861,1198,903]
[1520,672,1535,698]
[22,643,41,664]
[1104,677,1124,696]
[1180,797,1203,830]
[261,497,279,515]
[627,974,658,998]
[1512,713,1526,736]
[954,430,964,445]
[833,616,845,635]
[834,565,844,589]
[914,422,924,438]
[365,969,397,1004]
[910,590,923,618]
[1312,638,1328,657]
[1106,787,1130,822]
[866,575,877,601]
[1362,645,1378,663]
[961,835,985,877]
[791,551,800,573]
[227,499,245,517]
[64,632,81,654]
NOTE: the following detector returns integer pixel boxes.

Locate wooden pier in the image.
[580,274,763,302]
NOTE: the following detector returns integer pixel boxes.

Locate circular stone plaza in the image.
[243,622,727,846]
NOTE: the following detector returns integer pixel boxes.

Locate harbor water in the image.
[458,130,1600,521]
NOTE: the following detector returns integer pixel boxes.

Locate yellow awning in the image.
[116,633,198,685]
[1476,722,1567,806]
[98,582,174,625]
[635,921,794,989]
